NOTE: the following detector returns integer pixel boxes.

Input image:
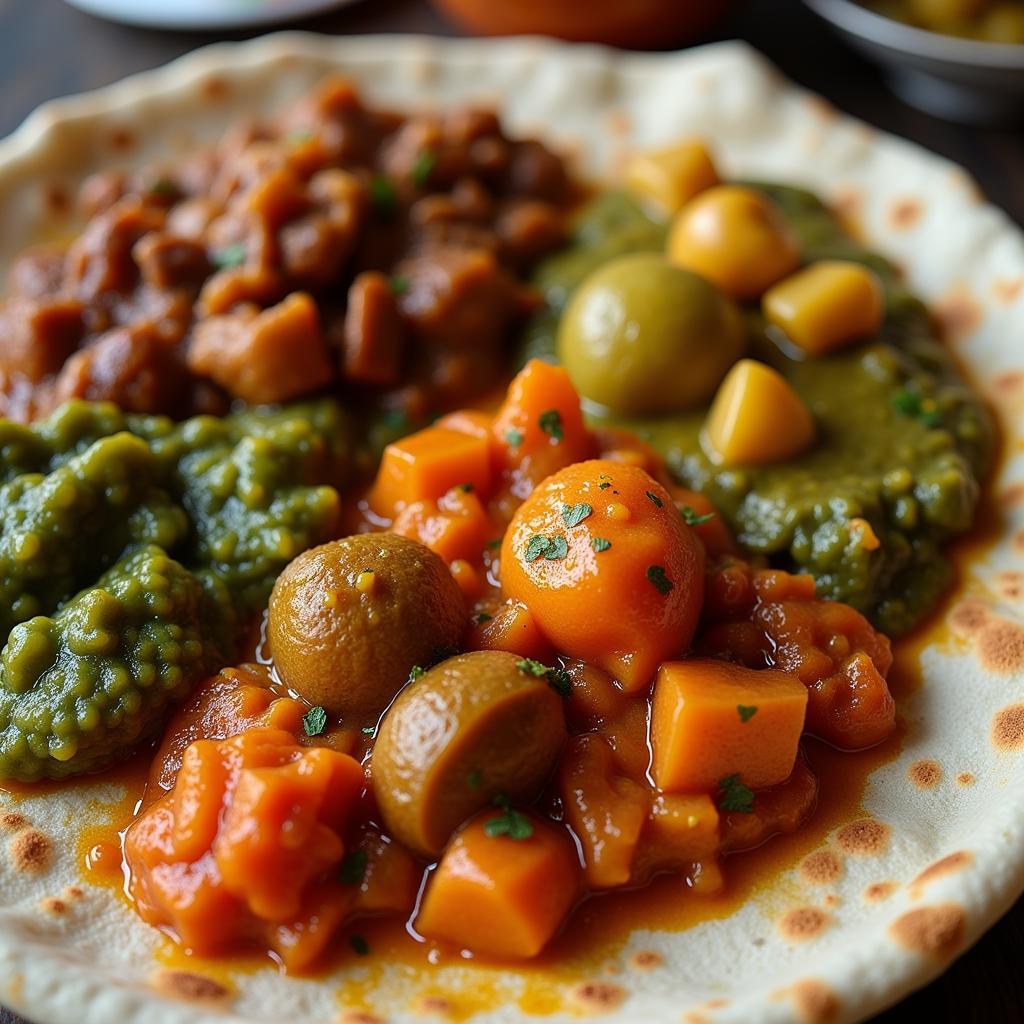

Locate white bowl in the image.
[805,0,1024,124]
[63,0,359,31]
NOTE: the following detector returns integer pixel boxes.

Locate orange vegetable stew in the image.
[123,358,896,968]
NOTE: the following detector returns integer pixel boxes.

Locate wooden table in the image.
[1,1,1022,1022]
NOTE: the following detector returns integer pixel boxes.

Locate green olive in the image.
[268,534,466,721]
[556,252,747,416]
[372,651,567,857]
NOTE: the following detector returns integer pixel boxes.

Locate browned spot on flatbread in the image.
[704,998,729,1009]
[887,197,922,231]
[935,287,983,340]
[0,812,28,832]
[778,906,830,943]
[1017,529,1024,555]
[804,95,837,122]
[1002,483,1024,507]
[912,851,973,892]
[976,619,1024,673]
[8,828,52,874]
[6,973,23,1002]
[63,885,84,902]
[836,818,890,856]
[994,369,1024,396]
[948,598,991,637]
[908,759,943,789]
[151,969,231,1004]
[997,572,1024,601]
[864,881,896,902]
[800,849,843,886]
[568,981,626,1013]
[993,277,1024,305]
[956,771,976,786]
[39,897,67,917]
[628,949,662,970]
[784,979,841,1024]
[413,996,452,1017]
[992,703,1024,750]
[44,184,70,216]
[338,1013,385,1024]
[108,127,135,152]
[683,1014,710,1024]
[830,185,862,229]
[605,110,631,136]
[200,75,229,101]
[822,893,840,909]
[890,904,965,959]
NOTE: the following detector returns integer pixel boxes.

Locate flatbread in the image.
[0,33,1023,1024]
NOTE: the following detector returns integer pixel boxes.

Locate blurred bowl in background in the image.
[429,0,736,49]
[805,0,1024,124]
[63,0,359,30]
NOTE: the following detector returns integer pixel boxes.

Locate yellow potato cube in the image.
[702,359,815,466]
[762,260,884,356]
[650,659,808,793]
[623,140,719,216]
[666,185,801,300]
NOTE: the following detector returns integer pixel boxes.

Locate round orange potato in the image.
[501,460,704,691]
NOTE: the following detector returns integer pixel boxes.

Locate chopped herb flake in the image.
[486,537,502,550]
[920,409,943,428]
[350,934,370,956]
[302,706,328,737]
[718,774,755,814]
[646,565,673,595]
[538,409,564,442]
[645,490,664,509]
[525,535,551,562]
[467,769,483,789]
[484,795,534,841]
[361,725,376,735]
[408,665,425,682]
[474,611,493,624]
[432,645,459,664]
[212,242,246,269]
[545,535,568,560]
[370,175,397,218]
[516,658,548,677]
[458,482,475,493]
[390,274,411,295]
[562,503,593,529]
[681,506,715,526]
[591,537,612,553]
[340,850,368,885]
[599,481,611,490]
[411,150,436,187]
[149,177,176,196]
[506,428,524,448]
[546,667,572,697]
[737,705,758,723]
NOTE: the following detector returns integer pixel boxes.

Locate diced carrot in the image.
[469,599,554,661]
[593,425,667,481]
[391,486,495,564]
[558,734,649,889]
[435,408,494,442]
[491,359,596,496]
[651,659,808,792]
[368,426,493,519]
[631,793,720,885]
[351,830,421,917]
[415,811,580,959]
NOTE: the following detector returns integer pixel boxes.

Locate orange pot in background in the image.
[429,0,736,49]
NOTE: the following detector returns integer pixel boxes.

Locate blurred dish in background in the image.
[63,0,359,30]
[429,0,736,48]
[868,0,1024,42]
[806,0,1024,123]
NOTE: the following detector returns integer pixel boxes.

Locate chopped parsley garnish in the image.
[484,794,534,841]
[681,506,715,526]
[411,150,436,187]
[562,502,593,529]
[148,177,176,196]
[486,537,503,550]
[591,537,612,553]
[538,409,564,442]
[718,774,755,814]
[458,482,475,493]
[599,481,611,490]
[525,535,567,562]
[432,644,459,663]
[517,659,572,697]
[892,387,942,428]
[211,242,246,269]
[380,407,409,434]
[467,769,483,789]
[390,274,411,295]
[302,706,328,737]
[506,428,524,448]
[645,490,664,509]
[370,175,397,218]
[646,565,673,595]
[340,850,368,885]
[475,611,493,624]
[361,725,376,735]
[350,934,370,956]
[408,665,425,682]
[737,705,758,723]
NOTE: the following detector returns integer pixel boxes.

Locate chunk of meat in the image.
[187,292,335,404]
[341,271,405,386]
[495,199,566,269]
[0,297,83,382]
[132,234,210,289]
[52,323,190,415]
[396,246,531,349]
